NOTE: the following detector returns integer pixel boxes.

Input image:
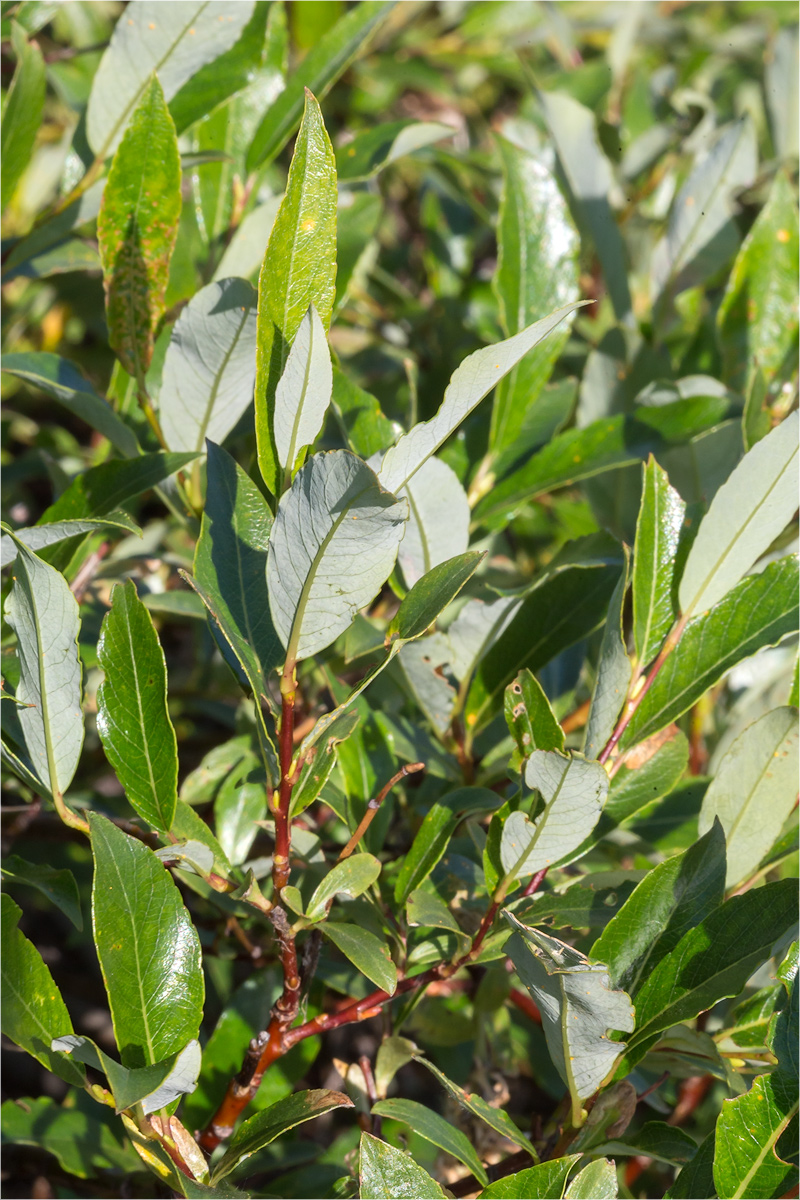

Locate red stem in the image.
[598,616,687,765]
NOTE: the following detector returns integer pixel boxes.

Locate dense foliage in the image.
[1,2,798,1199]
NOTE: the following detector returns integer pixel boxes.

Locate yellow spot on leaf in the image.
[777,228,790,243]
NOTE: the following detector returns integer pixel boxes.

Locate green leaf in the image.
[678,413,799,616]
[378,304,583,495]
[622,879,797,1069]
[267,450,407,663]
[322,922,397,995]
[564,1159,618,1199]
[505,915,634,1121]
[595,1121,699,1166]
[490,138,580,461]
[4,536,84,797]
[255,91,337,496]
[1,352,139,458]
[500,752,609,884]
[394,804,458,904]
[212,1089,353,1183]
[290,709,359,818]
[699,707,799,889]
[89,812,204,1068]
[465,562,620,735]
[1,854,82,929]
[43,451,199,522]
[717,170,799,394]
[96,580,178,831]
[335,190,383,313]
[590,819,726,995]
[86,1,254,158]
[622,555,799,747]
[477,1158,580,1199]
[537,89,632,324]
[337,119,452,181]
[584,558,631,758]
[1,23,45,211]
[1,1093,138,1179]
[359,1129,446,1198]
[371,1097,488,1185]
[246,2,395,170]
[306,854,382,921]
[505,669,565,767]
[407,888,470,953]
[273,304,333,490]
[1,514,141,569]
[397,458,470,588]
[390,551,485,642]
[652,118,757,306]
[143,590,206,622]
[159,278,257,454]
[632,456,686,667]
[1,893,85,1087]
[214,781,264,867]
[3,179,105,280]
[418,1057,537,1158]
[510,874,639,932]
[166,799,233,880]
[374,1036,418,1098]
[52,1034,201,1114]
[191,440,282,718]
[664,1130,716,1200]
[713,1072,797,1200]
[473,416,653,526]
[331,366,395,459]
[97,75,181,382]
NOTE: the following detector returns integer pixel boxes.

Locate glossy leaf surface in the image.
[477,1158,580,1199]
[584,560,631,758]
[359,1130,446,1199]
[306,854,382,921]
[371,1098,488,1184]
[212,1089,353,1183]
[322,923,397,994]
[632,456,685,666]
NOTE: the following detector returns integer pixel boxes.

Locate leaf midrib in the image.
[194,302,252,452]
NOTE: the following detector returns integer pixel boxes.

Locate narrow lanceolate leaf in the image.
[255,91,337,496]
[537,89,632,325]
[337,119,452,181]
[1,893,85,1088]
[490,138,580,461]
[42,451,199,523]
[321,922,397,995]
[191,441,283,712]
[713,1072,798,1200]
[718,170,800,394]
[89,813,204,1068]
[267,450,407,663]
[1,23,45,211]
[698,707,799,888]
[359,1130,446,1200]
[4,537,83,797]
[390,551,484,643]
[159,278,258,454]
[1,514,140,569]
[500,752,609,884]
[371,1098,488,1186]
[584,558,631,759]
[632,457,685,667]
[591,820,726,996]
[419,1057,537,1158]
[394,804,458,903]
[86,1,254,158]
[621,879,796,1069]
[623,554,799,747]
[651,118,758,304]
[1,352,139,458]
[477,1159,581,1199]
[1,855,82,930]
[397,457,470,588]
[212,1090,354,1184]
[96,580,178,831]
[378,304,584,495]
[305,854,382,922]
[273,304,333,491]
[97,75,181,383]
[246,2,395,170]
[678,412,799,616]
[504,915,634,1123]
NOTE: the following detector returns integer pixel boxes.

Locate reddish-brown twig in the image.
[338,762,425,862]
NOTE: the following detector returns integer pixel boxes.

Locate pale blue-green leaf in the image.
[359,1130,446,1199]
[378,303,584,494]
[564,1159,618,1199]
[398,636,457,737]
[155,840,215,877]
[159,277,257,454]
[267,450,407,662]
[212,196,281,283]
[1,352,139,457]
[4,537,83,797]
[52,1034,201,1114]
[1,514,140,569]
[698,706,799,888]
[87,2,254,157]
[397,456,470,588]
[375,1036,419,1098]
[505,915,634,1115]
[500,752,609,882]
[766,26,799,159]
[445,594,521,682]
[306,854,381,921]
[678,412,798,615]
[273,304,333,487]
[337,120,452,182]
[584,558,631,758]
